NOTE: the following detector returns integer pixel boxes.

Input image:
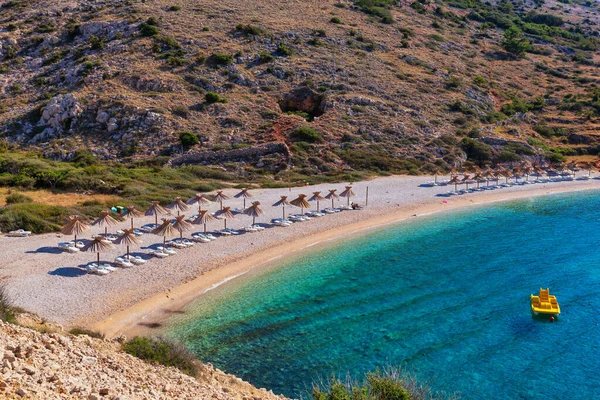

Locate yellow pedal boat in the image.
[531,288,560,315]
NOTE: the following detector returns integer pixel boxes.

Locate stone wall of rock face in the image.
[0,320,288,400]
[168,142,291,167]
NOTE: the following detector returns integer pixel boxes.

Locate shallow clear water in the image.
[165,191,600,398]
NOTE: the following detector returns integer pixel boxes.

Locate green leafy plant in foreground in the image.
[123,336,198,376]
[312,367,457,400]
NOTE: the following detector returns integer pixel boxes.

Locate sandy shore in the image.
[2,175,600,338]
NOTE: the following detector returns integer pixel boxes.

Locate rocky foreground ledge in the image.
[0,320,287,400]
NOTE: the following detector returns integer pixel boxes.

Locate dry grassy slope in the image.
[1,0,600,175]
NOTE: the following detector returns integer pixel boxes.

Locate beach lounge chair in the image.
[86,264,110,275]
[243,226,258,233]
[140,224,158,233]
[133,229,145,236]
[216,230,231,236]
[114,257,134,268]
[225,228,240,235]
[169,241,187,249]
[322,208,335,214]
[157,246,176,255]
[252,224,266,231]
[192,233,211,243]
[125,255,147,265]
[58,242,80,253]
[7,229,31,237]
[152,250,169,258]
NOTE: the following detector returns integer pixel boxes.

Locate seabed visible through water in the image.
[164,191,600,398]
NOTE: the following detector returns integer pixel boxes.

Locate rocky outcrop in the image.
[169,142,291,168]
[0,320,287,400]
[78,21,137,41]
[32,94,83,142]
[278,87,325,117]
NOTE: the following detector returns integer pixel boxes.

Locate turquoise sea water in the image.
[165,191,600,399]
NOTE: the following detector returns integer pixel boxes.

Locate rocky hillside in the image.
[0,319,287,399]
[1,0,600,176]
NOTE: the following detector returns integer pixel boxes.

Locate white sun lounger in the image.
[7,229,31,237]
[58,242,80,253]
[114,257,134,268]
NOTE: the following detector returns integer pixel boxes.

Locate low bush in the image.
[5,193,33,204]
[179,131,199,147]
[209,53,234,65]
[291,126,322,143]
[0,284,16,323]
[123,337,198,376]
[69,328,105,339]
[205,92,227,104]
[312,367,437,400]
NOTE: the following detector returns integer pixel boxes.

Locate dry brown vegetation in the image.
[1,0,600,177]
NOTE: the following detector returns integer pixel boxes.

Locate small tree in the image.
[502,26,530,57]
[179,131,199,147]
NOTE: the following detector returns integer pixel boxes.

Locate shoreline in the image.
[92,181,600,338]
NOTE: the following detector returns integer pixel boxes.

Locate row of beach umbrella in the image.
[60,186,358,266]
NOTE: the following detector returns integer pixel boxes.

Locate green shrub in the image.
[0,284,16,323]
[69,328,105,339]
[168,5,181,11]
[234,24,269,37]
[210,53,234,65]
[205,92,227,104]
[461,137,492,165]
[258,51,274,63]
[291,126,322,143]
[5,193,33,204]
[276,43,293,56]
[179,131,199,147]
[123,337,198,376]
[139,22,159,37]
[88,35,106,50]
[312,367,420,400]
[472,75,488,87]
[330,17,342,24]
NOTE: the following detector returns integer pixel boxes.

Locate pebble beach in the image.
[1,175,599,337]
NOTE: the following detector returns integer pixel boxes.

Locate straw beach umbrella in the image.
[167,197,190,216]
[212,190,230,210]
[61,215,90,245]
[448,175,460,192]
[214,206,236,229]
[192,209,216,235]
[114,228,142,259]
[273,196,291,220]
[82,236,115,266]
[340,186,356,206]
[187,193,212,208]
[243,201,264,225]
[145,201,168,226]
[290,194,311,215]
[325,189,339,209]
[308,192,325,212]
[234,188,253,209]
[125,206,144,229]
[92,210,119,235]
[172,215,193,241]
[152,218,178,247]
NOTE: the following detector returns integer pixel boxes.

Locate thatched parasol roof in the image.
[340,186,356,199]
[92,211,119,230]
[192,209,216,225]
[234,188,253,199]
[212,190,230,203]
[308,192,325,202]
[114,228,142,247]
[152,218,178,238]
[273,196,290,207]
[173,215,193,234]
[214,206,236,220]
[126,206,145,218]
[325,189,339,200]
[290,194,311,209]
[82,236,115,253]
[61,215,90,236]
[167,197,190,214]
[145,201,167,217]
[187,193,212,206]
[243,201,264,218]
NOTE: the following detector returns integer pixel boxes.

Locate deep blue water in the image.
[164,191,600,399]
